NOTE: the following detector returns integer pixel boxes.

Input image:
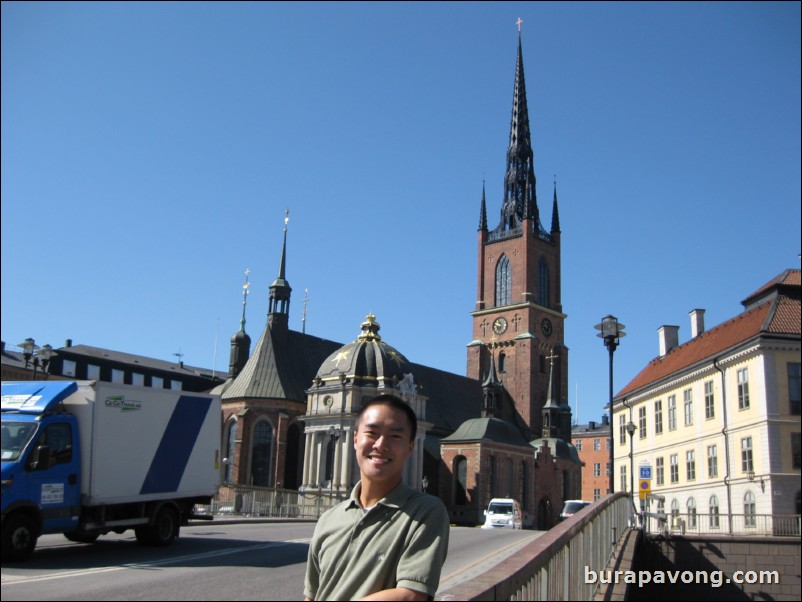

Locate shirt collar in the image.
[345,480,415,511]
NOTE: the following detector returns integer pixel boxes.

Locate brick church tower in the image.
[466,30,566,441]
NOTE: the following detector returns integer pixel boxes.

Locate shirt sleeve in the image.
[395,500,451,596]
[303,524,321,600]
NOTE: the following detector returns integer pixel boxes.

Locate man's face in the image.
[354,404,415,486]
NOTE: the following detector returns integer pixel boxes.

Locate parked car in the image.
[481,498,523,529]
[559,500,592,522]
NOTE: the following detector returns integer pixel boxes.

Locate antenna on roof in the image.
[173,348,184,368]
[302,288,309,334]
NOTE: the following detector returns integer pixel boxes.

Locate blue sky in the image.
[2,2,800,425]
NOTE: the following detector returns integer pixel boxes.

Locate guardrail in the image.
[436,492,633,601]
[642,511,801,537]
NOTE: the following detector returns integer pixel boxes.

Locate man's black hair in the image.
[357,393,417,441]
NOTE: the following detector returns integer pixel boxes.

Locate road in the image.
[1,521,542,600]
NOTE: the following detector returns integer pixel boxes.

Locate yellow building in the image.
[614,269,800,533]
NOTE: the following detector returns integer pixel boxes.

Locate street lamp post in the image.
[18,338,55,380]
[595,315,625,494]
[626,421,637,511]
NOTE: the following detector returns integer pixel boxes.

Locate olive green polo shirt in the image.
[304,481,450,601]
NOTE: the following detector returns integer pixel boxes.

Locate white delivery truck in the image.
[1,381,221,561]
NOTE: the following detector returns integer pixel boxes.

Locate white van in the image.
[481,498,523,529]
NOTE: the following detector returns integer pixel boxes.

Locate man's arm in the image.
[359,587,429,601]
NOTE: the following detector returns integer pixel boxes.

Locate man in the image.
[304,394,450,601]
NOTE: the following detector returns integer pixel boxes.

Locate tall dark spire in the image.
[479,180,488,231]
[499,30,538,232]
[551,178,561,234]
[268,210,292,333]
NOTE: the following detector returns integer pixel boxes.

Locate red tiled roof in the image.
[766,295,802,333]
[618,295,800,398]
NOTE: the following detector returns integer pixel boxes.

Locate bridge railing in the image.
[436,492,632,601]
[198,484,347,519]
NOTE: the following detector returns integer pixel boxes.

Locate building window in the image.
[638,407,647,438]
[709,495,720,529]
[538,257,549,307]
[744,491,756,528]
[170,380,183,391]
[656,457,664,486]
[324,437,336,483]
[708,445,718,478]
[495,255,511,307]
[687,497,697,529]
[654,399,663,435]
[737,368,750,410]
[704,380,715,420]
[593,488,601,501]
[606,462,610,477]
[87,364,100,380]
[111,368,124,384]
[792,433,801,470]
[686,449,696,481]
[454,456,468,505]
[132,372,144,387]
[620,465,627,493]
[152,376,163,389]
[606,438,610,451]
[670,499,680,523]
[251,421,274,487]
[670,454,679,483]
[62,359,77,377]
[683,389,693,426]
[594,462,601,477]
[789,363,801,415]
[498,352,506,373]
[520,461,527,507]
[741,437,753,473]
[575,440,583,451]
[619,415,626,445]
[668,395,677,430]
[593,438,601,451]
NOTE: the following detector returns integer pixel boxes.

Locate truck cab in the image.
[2,382,83,559]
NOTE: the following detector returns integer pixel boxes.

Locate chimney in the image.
[690,309,705,338]
[659,325,680,356]
[588,420,596,430]
[601,414,609,426]
[65,339,73,347]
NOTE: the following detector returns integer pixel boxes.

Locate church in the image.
[212,30,581,529]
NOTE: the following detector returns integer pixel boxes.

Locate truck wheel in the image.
[147,506,179,547]
[64,531,100,544]
[2,514,38,562]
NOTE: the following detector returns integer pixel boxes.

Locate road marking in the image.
[1,539,310,586]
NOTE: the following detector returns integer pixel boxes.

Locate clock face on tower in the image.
[492,317,508,335]
[541,318,553,337]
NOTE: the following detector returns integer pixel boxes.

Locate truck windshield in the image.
[488,503,513,515]
[1,422,37,462]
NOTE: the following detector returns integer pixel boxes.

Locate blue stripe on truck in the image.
[139,395,213,495]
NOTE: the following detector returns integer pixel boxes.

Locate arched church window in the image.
[499,352,506,373]
[251,421,274,487]
[539,257,549,307]
[454,456,468,505]
[488,456,496,499]
[495,256,511,307]
[225,419,237,483]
